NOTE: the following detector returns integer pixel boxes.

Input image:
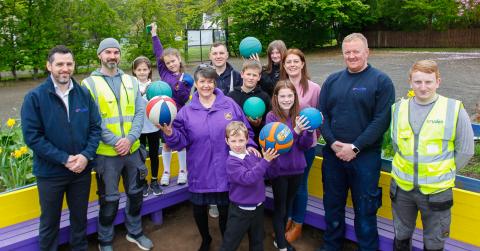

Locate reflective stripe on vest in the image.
[391,95,461,194]
[82,74,140,156]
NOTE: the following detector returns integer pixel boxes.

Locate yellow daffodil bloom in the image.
[6,118,16,128]
[12,149,23,158]
[0,147,2,154]
[407,89,415,98]
[20,146,28,154]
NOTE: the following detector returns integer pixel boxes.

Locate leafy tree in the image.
[373,0,461,31]
[219,0,371,52]
[0,0,25,80]
[20,0,57,79]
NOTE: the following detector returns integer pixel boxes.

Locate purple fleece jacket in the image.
[265,111,314,179]
[226,153,270,205]
[152,35,191,109]
[164,89,257,193]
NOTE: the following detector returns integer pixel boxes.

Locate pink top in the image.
[293,79,321,147]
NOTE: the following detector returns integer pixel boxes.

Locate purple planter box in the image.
[264,187,478,251]
[0,180,189,251]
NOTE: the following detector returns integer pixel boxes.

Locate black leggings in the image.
[192,204,229,242]
[139,130,161,179]
[271,174,303,249]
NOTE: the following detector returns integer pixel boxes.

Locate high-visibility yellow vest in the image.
[391,95,462,194]
[82,74,140,156]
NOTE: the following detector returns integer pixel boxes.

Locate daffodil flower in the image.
[6,118,16,128]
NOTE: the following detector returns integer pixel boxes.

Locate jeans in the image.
[289,146,316,223]
[322,147,382,251]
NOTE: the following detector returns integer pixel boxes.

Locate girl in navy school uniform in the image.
[265,80,314,251]
[150,22,193,186]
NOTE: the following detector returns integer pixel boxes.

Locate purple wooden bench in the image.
[0,180,189,251]
[264,187,479,251]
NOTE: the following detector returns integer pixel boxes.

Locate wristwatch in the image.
[351,144,360,154]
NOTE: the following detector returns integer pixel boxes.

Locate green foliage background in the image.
[0,0,479,78]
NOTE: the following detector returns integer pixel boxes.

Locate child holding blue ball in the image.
[219,121,278,251]
[266,80,314,251]
[228,59,271,148]
[150,22,192,186]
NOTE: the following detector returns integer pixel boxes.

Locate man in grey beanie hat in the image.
[81,39,153,251]
[97,37,121,55]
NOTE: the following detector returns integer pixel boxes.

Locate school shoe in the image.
[150,181,163,196]
[285,222,302,242]
[142,183,150,197]
[126,234,153,250]
[160,172,170,186]
[177,170,187,185]
[208,205,219,218]
[98,244,113,251]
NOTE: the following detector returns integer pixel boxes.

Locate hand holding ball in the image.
[259,122,293,154]
[182,73,194,87]
[239,37,262,58]
[146,96,177,126]
[299,107,323,130]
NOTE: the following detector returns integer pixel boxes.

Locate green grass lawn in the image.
[458,141,480,179]
[184,45,211,63]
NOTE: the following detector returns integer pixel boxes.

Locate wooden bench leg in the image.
[150,210,163,225]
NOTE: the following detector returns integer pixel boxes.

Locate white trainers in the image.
[208,205,219,218]
[177,170,187,185]
[160,172,170,186]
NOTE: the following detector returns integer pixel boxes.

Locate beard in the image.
[102,60,118,69]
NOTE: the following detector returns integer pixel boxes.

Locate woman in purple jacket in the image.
[150,23,193,186]
[158,65,260,251]
[266,80,314,251]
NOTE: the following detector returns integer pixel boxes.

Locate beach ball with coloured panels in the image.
[146,96,177,126]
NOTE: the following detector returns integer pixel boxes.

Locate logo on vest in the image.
[426,119,443,124]
[224,112,233,120]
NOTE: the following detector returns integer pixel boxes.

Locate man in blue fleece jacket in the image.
[317,33,395,251]
[21,45,102,250]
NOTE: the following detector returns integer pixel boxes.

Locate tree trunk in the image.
[33,67,38,80]
[11,66,17,81]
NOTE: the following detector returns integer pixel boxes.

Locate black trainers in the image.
[150,181,163,196]
[142,183,150,197]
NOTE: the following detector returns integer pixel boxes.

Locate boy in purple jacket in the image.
[220,121,278,251]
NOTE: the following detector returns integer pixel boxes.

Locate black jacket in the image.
[216,62,243,95]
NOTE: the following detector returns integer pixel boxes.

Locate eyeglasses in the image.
[196,63,215,71]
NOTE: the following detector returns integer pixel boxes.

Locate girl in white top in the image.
[132,56,163,196]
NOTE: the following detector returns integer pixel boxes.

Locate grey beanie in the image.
[97,38,120,55]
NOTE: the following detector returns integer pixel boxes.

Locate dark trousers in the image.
[139,130,161,179]
[36,171,91,251]
[271,174,302,249]
[322,148,382,251]
[219,203,265,251]
[192,204,229,242]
